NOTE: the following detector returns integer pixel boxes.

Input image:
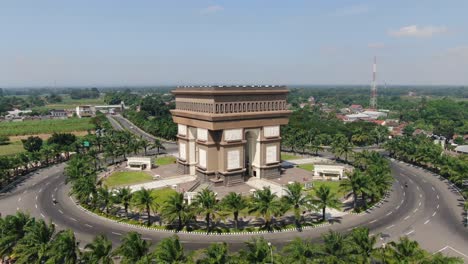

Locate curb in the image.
[72,198,332,236]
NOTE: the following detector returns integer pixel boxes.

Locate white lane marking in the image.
[403,192,406,196]
[413,208,418,213]
[85,224,93,228]
[418,202,422,207]
[16,207,19,210]
[437,204,439,209]
[23,190,27,194]
[419,194,422,198]
[35,204,38,209]
[432,212,437,217]
[18,197,21,202]
[437,195,439,199]
[386,224,395,229]
[417,186,419,190]
[435,246,468,258]
[39,188,42,192]
[112,231,122,236]
[404,215,410,220]
[45,182,49,186]
[405,230,415,235]
[396,205,400,210]
[70,217,77,222]
[142,237,152,241]
[40,213,45,218]
[432,186,435,191]
[400,200,404,205]
[58,209,63,214]
[401,186,404,190]
[54,187,58,192]
[369,219,377,224]
[424,219,430,225]
[422,179,426,183]
[386,211,393,216]
[35,195,38,200]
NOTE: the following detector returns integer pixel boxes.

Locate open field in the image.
[281,152,302,160]
[155,156,177,166]
[104,171,153,188]
[297,163,314,171]
[308,181,346,198]
[33,95,106,111]
[151,187,177,204]
[0,141,25,156]
[0,118,94,137]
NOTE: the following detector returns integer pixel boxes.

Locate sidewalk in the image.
[128,175,196,192]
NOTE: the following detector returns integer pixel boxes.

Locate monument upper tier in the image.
[170,85,292,130]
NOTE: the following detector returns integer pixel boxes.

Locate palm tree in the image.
[248,187,283,230]
[139,139,150,156]
[282,237,319,263]
[113,232,150,264]
[132,188,158,226]
[221,192,247,230]
[240,237,274,264]
[339,170,370,210]
[115,187,133,218]
[82,235,114,264]
[151,139,165,155]
[97,186,113,215]
[347,227,378,264]
[307,137,323,156]
[0,211,32,260]
[318,230,353,263]
[386,236,426,263]
[193,188,219,233]
[12,219,55,264]
[161,192,191,231]
[153,235,188,263]
[282,182,310,227]
[424,253,463,264]
[70,173,98,205]
[312,185,341,222]
[45,229,79,264]
[198,242,229,264]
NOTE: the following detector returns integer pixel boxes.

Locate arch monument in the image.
[170,85,292,186]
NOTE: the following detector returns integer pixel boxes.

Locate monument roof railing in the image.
[173,85,287,91]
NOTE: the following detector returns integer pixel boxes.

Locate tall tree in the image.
[115,187,133,218]
[161,192,192,231]
[12,219,55,264]
[153,235,188,263]
[221,192,247,230]
[198,242,229,264]
[112,232,150,264]
[282,182,311,227]
[193,188,219,233]
[312,185,341,222]
[45,230,79,264]
[22,136,43,153]
[82,235,114,264]
[132,188,158,226]
[248,187,283,230]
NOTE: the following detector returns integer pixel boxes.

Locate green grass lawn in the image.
[297,163,314,171]
[155,156,176,166]
[281,152,302,160]
[308,181,347,198]
[151,188,177,204]
[0,118,94,137]
[0,141,25,156]
[104,171,153,188]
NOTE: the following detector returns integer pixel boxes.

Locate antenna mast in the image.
[370,56,377,109]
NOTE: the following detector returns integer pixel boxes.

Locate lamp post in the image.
[267,242,273,264]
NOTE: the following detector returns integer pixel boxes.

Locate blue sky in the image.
[1,0,467,87]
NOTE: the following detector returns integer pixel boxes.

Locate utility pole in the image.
[370,56,377,109]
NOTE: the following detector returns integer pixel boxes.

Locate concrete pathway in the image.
[128,175,196,192]
[284,157,333,165]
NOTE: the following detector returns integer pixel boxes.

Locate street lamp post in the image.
[267,242,273,264]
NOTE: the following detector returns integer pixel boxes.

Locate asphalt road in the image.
[1,117,467,259]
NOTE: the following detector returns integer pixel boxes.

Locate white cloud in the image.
[368,42,385,49]
[332,4,369,16]
[200,5,224,15]
[388,25,448,38]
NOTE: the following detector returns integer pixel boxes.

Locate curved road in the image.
[1,117,467,259]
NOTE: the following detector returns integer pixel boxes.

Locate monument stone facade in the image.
[170,85,291,186]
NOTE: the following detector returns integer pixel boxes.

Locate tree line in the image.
[385,135,468,199]
[0,212,462,263]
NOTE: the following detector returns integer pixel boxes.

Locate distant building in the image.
[5,109,32,119]
[454,145,468,154]
[76,105,93,118]
[344,113,370,122]
[307,96,315,105]
[349,104,363,113]
[361,110,387,119]
[94,101,127,114]
[49,109,68,119]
